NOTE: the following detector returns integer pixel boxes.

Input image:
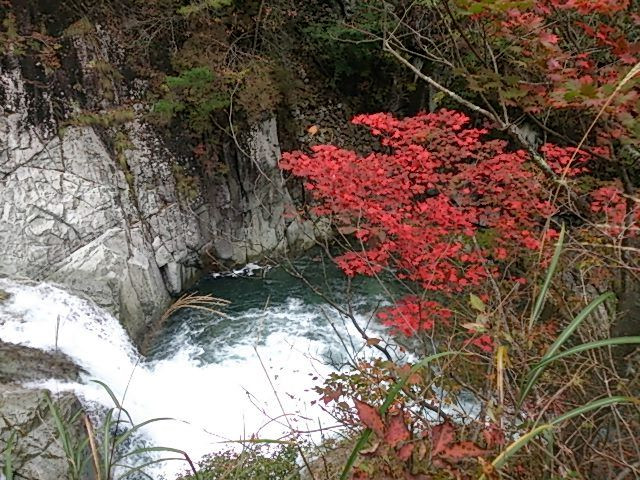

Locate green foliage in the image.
[177,444,300,480]
[172,163,200,201]
[178,0,234,16]
[69,109,135,128]
[0,13,25,55]
[46,381,199,480]
[301,1,405,108]
[165,66,216,90]
[45,395,91,480]
[153,67,229,133]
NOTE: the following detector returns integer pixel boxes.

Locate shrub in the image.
[176,444,301,480]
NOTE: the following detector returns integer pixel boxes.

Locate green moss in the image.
[69,109,135,128]
[0,289,9,303]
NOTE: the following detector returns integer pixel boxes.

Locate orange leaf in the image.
[354,399,384,436]
[384,413,410,447]
[440,441,489,462]
[396,442,414,461]
[431,420,455,457]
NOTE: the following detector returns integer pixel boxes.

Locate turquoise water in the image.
[148,253,395,365]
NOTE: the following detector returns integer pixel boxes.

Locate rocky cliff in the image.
[0,15,325,477]
[0,26,322,344]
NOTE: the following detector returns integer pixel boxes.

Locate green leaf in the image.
[519,291,615,407]
[528,224,565,331]
[469,293,486,312]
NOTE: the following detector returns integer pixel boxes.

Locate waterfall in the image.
[0,277,355,478]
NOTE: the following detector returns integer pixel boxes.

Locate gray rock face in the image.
[0,386,82,480]
[0,341,83,385]
[0,341,84,480]
[0,35,325,343]
[0,67,175,342]
[206,118,324,265]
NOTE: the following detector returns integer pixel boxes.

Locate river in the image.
[0,254,393,478]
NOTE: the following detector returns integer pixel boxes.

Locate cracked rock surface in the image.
[1,58,322,345]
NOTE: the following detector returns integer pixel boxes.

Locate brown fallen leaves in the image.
[353,400,493,479]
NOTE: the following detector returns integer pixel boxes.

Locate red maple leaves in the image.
[281,110,578,343]
[468,0,640,143]
[353,399,491,478]
[590,184,640,237]
[429,421,489,466]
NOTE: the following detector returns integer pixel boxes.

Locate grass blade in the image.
[545,292,614,359]
[118,446,200,478]
[518,292,614,407]
[84,414,102,480]
[530,336,640,373]
[45,394,81,479]
[103,409,114,478]
[528,224,565,331]
[340,430,373,480]
[488,424,551,473]
[3,431,15,480]
[482,396,637,479]
[91,380,133,425]
[549,396,637,426]
[113,417,173,448]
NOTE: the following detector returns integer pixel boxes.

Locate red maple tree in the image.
[280,109,596,345]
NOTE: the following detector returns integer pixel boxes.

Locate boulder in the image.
[0,341,84,480]
[0,386,83,480]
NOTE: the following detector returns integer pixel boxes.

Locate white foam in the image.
[211,262,271,278]
[0,278,365,477]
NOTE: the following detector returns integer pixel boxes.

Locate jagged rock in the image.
[0,342,84,480]
[206,117,327,265]
[45,227,171,345]
[0,341,83,384]
[0,386,82,480]
[0,37,326,343]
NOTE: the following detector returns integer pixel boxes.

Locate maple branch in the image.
[382,37,568,186]
[383,37,496,120]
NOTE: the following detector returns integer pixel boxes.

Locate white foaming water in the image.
[0,278,361,478]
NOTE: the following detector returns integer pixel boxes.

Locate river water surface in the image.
[0,254,393,478]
